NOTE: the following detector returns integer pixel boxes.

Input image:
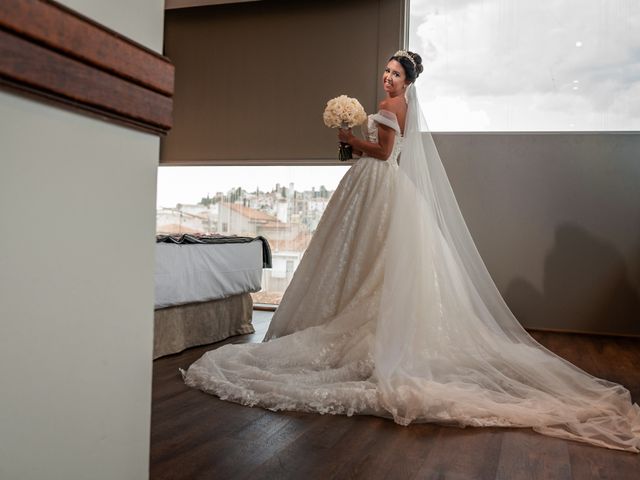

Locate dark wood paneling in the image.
[0,0,174,135]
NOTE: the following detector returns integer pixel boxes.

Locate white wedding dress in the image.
[183,86,640,452]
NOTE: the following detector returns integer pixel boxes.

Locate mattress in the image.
[155,239,264,309]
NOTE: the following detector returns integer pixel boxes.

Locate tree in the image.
[200,195,214,207]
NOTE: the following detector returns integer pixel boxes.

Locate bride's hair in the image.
[390,51,423,83]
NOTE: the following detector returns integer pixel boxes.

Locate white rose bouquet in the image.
[323,95,367,161]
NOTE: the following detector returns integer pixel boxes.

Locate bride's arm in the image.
[338,124,395,161]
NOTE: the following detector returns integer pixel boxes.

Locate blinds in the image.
[161,0,406,165]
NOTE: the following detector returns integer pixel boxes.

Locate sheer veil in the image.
[374,84,640,451]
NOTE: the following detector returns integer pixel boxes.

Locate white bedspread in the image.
[155,241,263,309]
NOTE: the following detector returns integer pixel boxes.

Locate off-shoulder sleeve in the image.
[370,109,401,134]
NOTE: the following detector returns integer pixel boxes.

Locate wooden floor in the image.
[150,312,640,479]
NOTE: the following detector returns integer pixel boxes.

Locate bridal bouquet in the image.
[323,95,367,161]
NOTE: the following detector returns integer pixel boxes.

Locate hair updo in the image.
[389,51,423,83]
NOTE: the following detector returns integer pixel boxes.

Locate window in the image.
[157,165,349,305]
[286,260,295,274]
[409,0,640,131]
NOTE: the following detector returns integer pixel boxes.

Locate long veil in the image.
[374,84,640,451]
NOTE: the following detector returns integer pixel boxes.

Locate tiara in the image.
[393,50,417,70]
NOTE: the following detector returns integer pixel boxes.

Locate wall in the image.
[435,132,640,335]
[0,1,164,479]
[161,0,406,165]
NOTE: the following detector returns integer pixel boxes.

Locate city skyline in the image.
[157,165,349,208]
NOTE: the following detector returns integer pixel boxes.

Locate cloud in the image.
[409,0,640,130]
[418,94,491,130]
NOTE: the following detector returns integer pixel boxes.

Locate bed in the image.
[153,234,271,358]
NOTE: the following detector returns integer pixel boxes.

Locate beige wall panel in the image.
[435,132,640,336]
[162,0,405,164]
[0,1,163,478]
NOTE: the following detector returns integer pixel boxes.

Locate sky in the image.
[158,1,639,207]
[409,0,640,131]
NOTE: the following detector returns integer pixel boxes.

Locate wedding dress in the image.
[183,85,640,452]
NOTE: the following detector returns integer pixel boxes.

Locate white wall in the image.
[64,0,165,51]
[0,1,164,479]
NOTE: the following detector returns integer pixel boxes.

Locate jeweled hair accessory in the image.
[393,50,417,70]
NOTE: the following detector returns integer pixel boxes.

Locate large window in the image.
[409,0,640,131]
[157,166,349,305]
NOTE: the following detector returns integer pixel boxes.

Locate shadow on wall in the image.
[505,222,640,336]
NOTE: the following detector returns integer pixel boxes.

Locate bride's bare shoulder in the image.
[378,96,407,116]
[378,97,407,133]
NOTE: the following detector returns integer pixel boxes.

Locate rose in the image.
[323,95,367,160]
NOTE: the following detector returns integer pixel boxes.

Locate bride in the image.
[182,50,640,452]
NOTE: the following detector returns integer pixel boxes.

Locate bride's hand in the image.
[338,128,354,144]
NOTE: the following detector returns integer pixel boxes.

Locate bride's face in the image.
[382,60,408,95]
